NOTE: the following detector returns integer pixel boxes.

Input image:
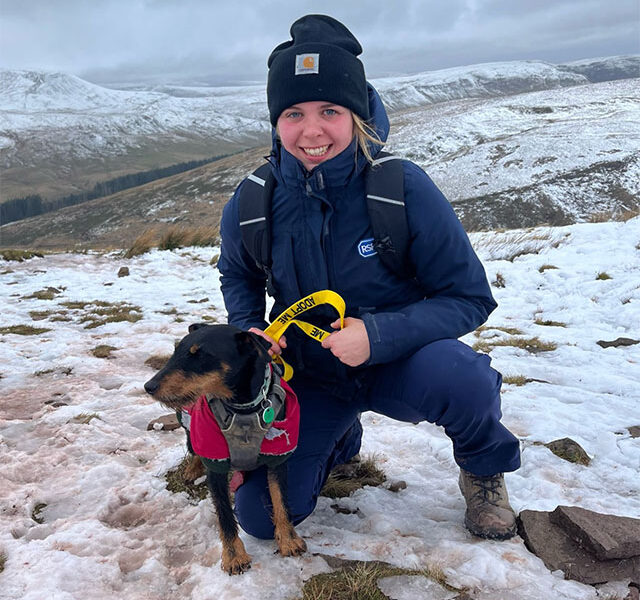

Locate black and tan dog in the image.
[144,323,306,575]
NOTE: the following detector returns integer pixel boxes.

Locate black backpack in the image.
[238,151,414,295]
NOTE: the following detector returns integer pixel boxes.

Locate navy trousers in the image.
[234,339,521,539]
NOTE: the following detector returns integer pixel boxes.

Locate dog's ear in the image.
[234,331,272,357]
[188,323,207,333]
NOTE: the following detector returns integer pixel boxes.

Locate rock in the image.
[147,414,180,431]
[97,376,124,390]
[550,505,640,560]
[518,509,640,585]
[386,480,408,493]
[544,437,591,465]
[628,426,640,438]
[626,582,639,600]
[117,266,130,277]
[597,337,640,348]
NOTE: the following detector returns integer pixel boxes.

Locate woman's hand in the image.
[248,327,287,357]
[321,317,370,367]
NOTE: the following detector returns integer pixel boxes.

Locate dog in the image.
[144,323,306,575]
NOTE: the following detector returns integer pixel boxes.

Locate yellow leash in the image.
[264,290,345,380]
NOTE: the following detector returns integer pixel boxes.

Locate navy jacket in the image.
[218,85,497,385]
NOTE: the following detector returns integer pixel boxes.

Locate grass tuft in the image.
[23,287,62,300]
[534,318,567,327]
[145,354,170,370]
[165,455,209,502]
[300,558,458,600]
[91,345,118,358]
[31,503,47,524]
[538,264,558,272]
[0,324,51,336]
[69,413,100,425]
[0,549,6,572]
[503,375,529,386]
[1,249,44,262]
[492,273,506,288]
[124,229,157,258]
[474,336,557,354]
[79,302,143,329]
[596,272,612,280]
[320,455,386,499]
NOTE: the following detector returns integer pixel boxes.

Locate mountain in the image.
[1,74,638,250]
[558,55,640,83]
[2,57,638,203]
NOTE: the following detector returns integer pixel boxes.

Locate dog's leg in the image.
[267,463,307,557]
[182,429,205,482]
[206,470,251,575]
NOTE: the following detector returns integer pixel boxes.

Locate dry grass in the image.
[79,302,143,329]
[502,375,529,386]
[22,287,62,300]
[472,228,562,262]
[165,455,209,502]
[0,324,51,335]
[299,559,456,600]
[473,336,557,354]
[475,325,524,336]
[0,549,6,573]
[538,264,558,272]
[31,503,47,524]
[589,209,639,223]
[145,354,170,370]
[124,228,157,258]
[125,225,219,257]
[1,249,44,262]
[320,455,386,499]
[492,272,506,288]
[596,272,612,280]
[69,413,101,425]
[91,345,118,358]
[534,318,566,327]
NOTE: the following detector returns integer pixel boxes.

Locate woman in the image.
[218,14,520,541]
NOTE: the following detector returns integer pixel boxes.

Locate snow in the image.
[1,217,639,599]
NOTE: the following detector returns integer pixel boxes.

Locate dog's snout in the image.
[144,378,159,394]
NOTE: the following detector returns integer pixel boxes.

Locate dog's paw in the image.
[221,538,252,575]
[276,530,307,557]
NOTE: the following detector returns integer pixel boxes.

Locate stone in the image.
[147,413,181,431]
[628,426,640,439]
[117,266,130,277]
[386,480,408,493]
[518,509,640,585]
[550,505,640,560]
[597,337,640,348]
[544,437,591,465]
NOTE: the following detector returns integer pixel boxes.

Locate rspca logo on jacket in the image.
[358,238,377,258]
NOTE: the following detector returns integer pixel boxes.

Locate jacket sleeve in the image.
[361,161,497,365]
[217,182,269,331]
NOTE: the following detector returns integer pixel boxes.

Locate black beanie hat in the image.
[267,14,369,126]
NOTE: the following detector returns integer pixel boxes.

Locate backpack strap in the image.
[238,163,277,295]
[365,152,415,279]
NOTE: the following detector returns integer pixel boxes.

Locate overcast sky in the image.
[1,0,638,86]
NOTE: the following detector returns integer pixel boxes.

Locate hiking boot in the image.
[458,470,517,540]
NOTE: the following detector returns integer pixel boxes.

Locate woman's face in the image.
[277,101,354,171]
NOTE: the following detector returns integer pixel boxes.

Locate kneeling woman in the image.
[218,14,521,541]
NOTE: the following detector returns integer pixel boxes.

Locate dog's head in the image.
[144,323,272,410]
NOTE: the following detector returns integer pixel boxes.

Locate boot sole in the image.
[464,516,518,541]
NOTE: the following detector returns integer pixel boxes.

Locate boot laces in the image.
[470,474,503,504]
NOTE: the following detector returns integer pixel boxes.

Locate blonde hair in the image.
[352,113,385,164]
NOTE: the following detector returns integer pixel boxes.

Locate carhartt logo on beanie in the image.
[267,14,369,126]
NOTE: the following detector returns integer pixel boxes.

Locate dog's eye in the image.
[189,344,200,355]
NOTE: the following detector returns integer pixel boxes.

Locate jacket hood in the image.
[269,82,390,174]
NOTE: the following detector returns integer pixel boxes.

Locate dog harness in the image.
[182,364,300,471]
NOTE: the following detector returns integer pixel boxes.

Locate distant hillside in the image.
[1,76,638,250]
[2,56,637,203]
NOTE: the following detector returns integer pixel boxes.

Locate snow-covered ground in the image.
[1,217,639,599]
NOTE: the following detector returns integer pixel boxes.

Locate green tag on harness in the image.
[262,406,275,425]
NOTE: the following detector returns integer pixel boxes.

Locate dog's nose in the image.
[144,379,158,394]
